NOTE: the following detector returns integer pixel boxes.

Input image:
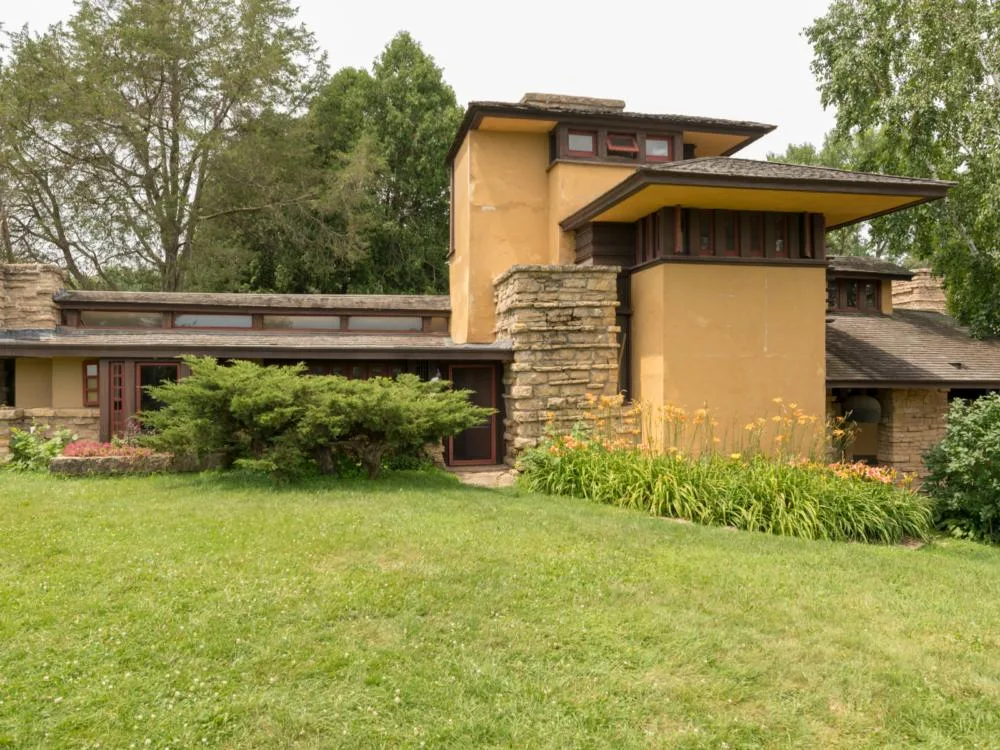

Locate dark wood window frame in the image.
[828,278,882,313]
[82,360,99,407]
[606,132,639,160]
[644,134,673,162]
[567,129,598,157]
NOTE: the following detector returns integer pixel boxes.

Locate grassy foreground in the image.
[1,473,999,748]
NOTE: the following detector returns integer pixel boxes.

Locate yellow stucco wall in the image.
[448,138,472,343]
[447,129,637,342]
[52,358,86,409]
[15,359,53,409]
[881,280,893,315]
[630,263,827,451]
[546,162,636,264]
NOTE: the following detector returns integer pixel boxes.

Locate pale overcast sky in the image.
[3,0,837,158]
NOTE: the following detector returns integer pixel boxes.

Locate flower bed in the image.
[51,440,171,476]
[518,433,930,544]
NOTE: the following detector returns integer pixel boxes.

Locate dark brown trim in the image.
[0,343,513,361]
[82,360,99,407]
[826,379,1000,389]
[827,270,914,281]
[446,102,777,165]
[559,169,952,231]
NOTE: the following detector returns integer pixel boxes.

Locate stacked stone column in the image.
[0,264,64,329]
[876,388,949,477]
[493,265,620,465]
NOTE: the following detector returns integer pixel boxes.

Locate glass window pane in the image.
[426,316,449,333]
[864,282,878,309]
[568,132,595,154]
[85,363,98,377]
[646,138,671,160]
[827,281,838,309]
[845,281,859,308]
[174,314,252,328]
[262,315,341,330]
[346,316,423,332]
[137,364,179,412]
[80,311,164,328]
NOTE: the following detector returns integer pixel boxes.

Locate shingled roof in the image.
[827,309,1000,386]
[827,255,914,280]
[0,327,510,360]
[648,157,951,189]
[54,290,449,313]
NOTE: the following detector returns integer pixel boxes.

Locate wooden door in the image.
[448,365,497,465]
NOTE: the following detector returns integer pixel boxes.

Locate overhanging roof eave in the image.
[559,171,953,231]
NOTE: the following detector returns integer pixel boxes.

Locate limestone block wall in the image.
[876,388,949,477]
[0,264,64,330]
[892,269,947,313]
[0,408,100,458]
[494,265,620,464]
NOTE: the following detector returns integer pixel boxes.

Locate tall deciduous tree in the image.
[0,0,325,290]
[767,133,873,257]
[807,0,1000,335]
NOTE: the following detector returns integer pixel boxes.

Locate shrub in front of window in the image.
[139,356,493,479]
[924,393,1000,542]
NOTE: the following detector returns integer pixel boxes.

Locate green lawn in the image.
[1,472,999,749]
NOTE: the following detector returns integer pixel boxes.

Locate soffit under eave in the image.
[575,184,939,230]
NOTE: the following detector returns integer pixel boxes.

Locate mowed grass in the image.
[1,473,1000,749]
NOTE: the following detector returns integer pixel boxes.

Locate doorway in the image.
[447,364,499,465]
[103,360,180,440]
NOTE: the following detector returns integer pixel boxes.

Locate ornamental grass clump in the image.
[518,399,931,544]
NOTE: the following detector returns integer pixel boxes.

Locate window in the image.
[828,279,881,313]
[687,209,713,256]
[80,310,164,328]
[83,361,99,407]
[606,132,639,160]
[136,362,180,412]
[0,359,15,407]
[769,214,790,257]
[345,316,423,332]
[645,136,672,162]
[716,211,739,256]
[745,212,764,257]
[262,315,341,330]
[567,130,596,156]
[173,313,252,328]
[426,316,450,333]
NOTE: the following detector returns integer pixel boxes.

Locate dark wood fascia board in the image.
[630,255,828,273]
[0,342,513,361]
[560,171,952,231]
[826,378,1000,389]
[825,269,915,281]
[445,103,777,165]
[824,195,940,231]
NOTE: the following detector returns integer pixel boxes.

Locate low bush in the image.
[140,356,493,479]
[63,440,157,458]
[925,393,1000,542]
[6,423,76,472]
[518,432,931,544]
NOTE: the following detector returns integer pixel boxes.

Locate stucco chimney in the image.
[520,93,626,113]
[892,268,947,314]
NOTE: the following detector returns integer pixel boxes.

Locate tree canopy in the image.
[192,32,462,295]
[807,0,1000,335]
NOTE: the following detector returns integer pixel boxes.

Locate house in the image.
[0,93,991,474]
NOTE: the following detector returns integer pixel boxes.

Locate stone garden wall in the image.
[0,408,101,457]
[493,265,621,464]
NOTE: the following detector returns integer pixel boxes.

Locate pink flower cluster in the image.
[63,440,155,458]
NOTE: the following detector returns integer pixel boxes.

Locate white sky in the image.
[3,0,837,158]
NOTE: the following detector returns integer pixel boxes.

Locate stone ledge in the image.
[50,454,173,476]
[493,264,621,287]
